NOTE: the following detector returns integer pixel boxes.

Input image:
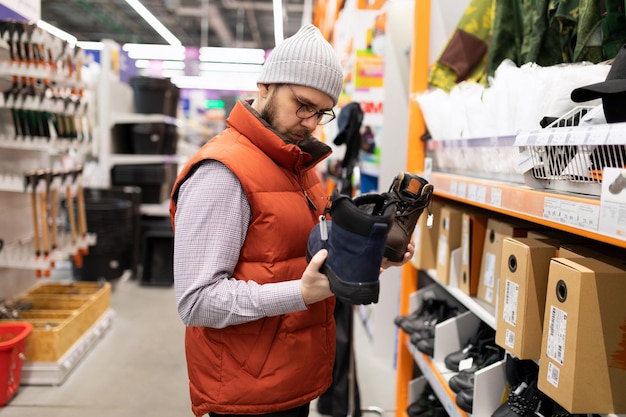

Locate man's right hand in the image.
[301,249,333,305]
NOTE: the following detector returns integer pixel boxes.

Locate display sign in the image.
[0,0,40,21]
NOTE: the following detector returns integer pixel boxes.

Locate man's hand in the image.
[380,241,415,271]
[301,249,333,304]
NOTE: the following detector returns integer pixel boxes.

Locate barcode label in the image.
[546,305,567,365]
[505,329,515,348]
[547,362,560,387]
[503,279,519,326]
[483,253,496,287]
[438,235,448,266]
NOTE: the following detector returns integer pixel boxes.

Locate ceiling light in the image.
[122,43,186,61]
[135,59,186,70]
[125,0,182,46]
[198,62,262,73]
[171,75,259,91]
[199,47,265,64]
[76,41,105,50]
[273,0,284,45]
[37,20,77,46]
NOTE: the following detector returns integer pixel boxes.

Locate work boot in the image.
[306,190,396,305]
[384,172,434,262]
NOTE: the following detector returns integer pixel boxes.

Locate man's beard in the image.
[260,93,312,145]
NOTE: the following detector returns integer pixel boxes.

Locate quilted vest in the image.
[170,100,336,416]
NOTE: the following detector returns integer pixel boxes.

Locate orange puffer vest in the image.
[170,100,336,416]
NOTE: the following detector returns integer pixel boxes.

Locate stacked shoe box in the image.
[537,256,626,414]
[435,204,464,286]
[459,211,488,297]
[494,237,559,360]
[476,218,533,308]
[412,199,442,270]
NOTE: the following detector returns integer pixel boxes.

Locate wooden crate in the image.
[6,282,111,362]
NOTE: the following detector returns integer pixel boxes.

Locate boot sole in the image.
[306,249,380,305]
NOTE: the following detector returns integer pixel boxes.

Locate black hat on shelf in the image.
[571,44,626,123]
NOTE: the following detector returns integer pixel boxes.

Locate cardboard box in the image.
[412,200,442,270]
[477,219,529,306]
[435,204,463,286]
[538,257,626,414]
[558,243,626,270]
[459,212,488,296]
[495,238,558,359]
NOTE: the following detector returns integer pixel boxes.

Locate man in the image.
[170,24,412,417]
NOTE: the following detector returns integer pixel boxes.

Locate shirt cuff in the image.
[259,280,307,316]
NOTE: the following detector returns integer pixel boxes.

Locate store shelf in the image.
[21,308,115,386]
[111,112,181,126]
[110,153,185,165]
[419,269,496,329]
[409,344,468,417]
[427,171,626,248]
[140,201,170,217]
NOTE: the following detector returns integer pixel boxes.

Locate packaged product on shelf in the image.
[435,204,463,286]
[459,211,488,296]
[412,200,442,270]
[538,257,626,414]
[495,237,558,360]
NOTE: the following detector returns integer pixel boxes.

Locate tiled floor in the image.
[0,277,397,417]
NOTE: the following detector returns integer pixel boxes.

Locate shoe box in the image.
[412,199,442,270]
[476,218,531,307]
[495,237,558,360]
[435,203,463,285]
[537,257,626,414]
[459,211,488,296]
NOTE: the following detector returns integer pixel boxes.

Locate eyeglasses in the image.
[286,84,336,125]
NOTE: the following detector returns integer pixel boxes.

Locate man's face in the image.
[259,84,334,144]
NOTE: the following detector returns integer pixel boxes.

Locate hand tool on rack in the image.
[26,171,40,254]
[74,165,89,254]
[26,170,42,277]
[38,169,51,277]
[50,170,61,252]
[63,169,81,267]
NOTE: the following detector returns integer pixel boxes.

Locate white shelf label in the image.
[490,188,502,207]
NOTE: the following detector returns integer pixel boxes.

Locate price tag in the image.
[514,131,530,146]
[543,197,561,221]
[457,181,467,199]
[577,203,599,230]
[567,128,588,145]
[476,185,487,204]
[449,180,458,196]
[466,183,477,201]
[586,128,608,145]
[535,131,550,146]
[490,188,502,207]
[550,130,568,145]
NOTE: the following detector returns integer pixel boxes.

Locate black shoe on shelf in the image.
[491,380,544,417]
[455,388,474,414]
[407,383,440,417]
[444,321,495,372]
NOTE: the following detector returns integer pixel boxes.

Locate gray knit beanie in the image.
[258,24,343,105]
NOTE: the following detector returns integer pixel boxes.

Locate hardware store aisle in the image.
[0,278,397,417]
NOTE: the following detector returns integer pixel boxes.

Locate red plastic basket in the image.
[0,322,33,406]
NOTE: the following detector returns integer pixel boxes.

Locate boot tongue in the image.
[403,177,423,197]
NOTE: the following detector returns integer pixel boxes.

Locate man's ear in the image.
[257,83,271,98]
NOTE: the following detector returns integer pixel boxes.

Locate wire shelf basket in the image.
[524,107,626,196]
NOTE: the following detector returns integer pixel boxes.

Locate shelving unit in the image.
[395,1,626,417]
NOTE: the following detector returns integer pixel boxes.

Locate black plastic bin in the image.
[139,218,174,286]
[130,76,179,117]
[111,163,177,204]
[72,197,134,281]
[131,122,178,155]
